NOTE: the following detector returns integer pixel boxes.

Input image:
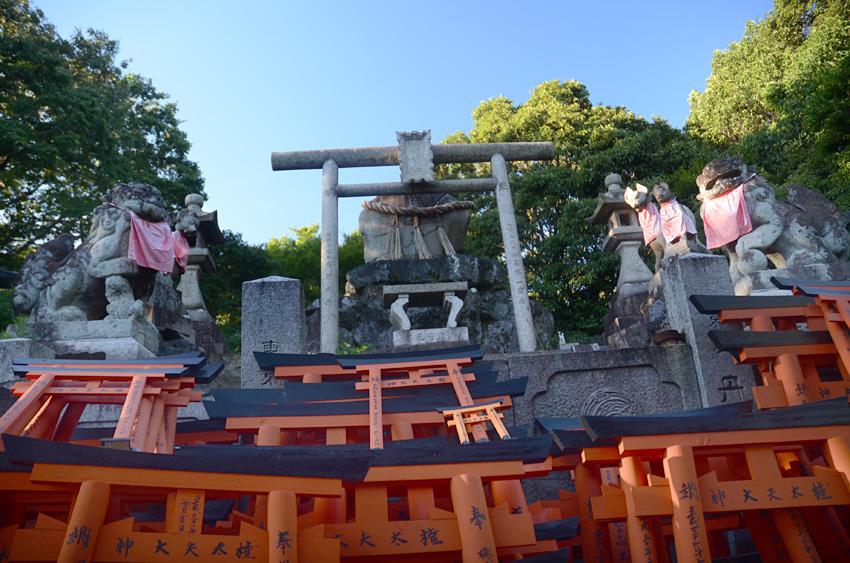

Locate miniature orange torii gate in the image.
[579,426,850,562]
[692,291,850,409]
[271,136,555,353]
[0,360,204,453]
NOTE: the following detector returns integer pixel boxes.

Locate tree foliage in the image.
[687,0,850,207]
[202,227,364,351]
[441,80,710,338]
[267,225,364,304]
[0,0,204,268]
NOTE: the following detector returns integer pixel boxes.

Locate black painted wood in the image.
[12,353,206,366]
[254,344,485,370]
[689,294,814,314]
[336,346,486,367]
[194,362,224,384]
[12,365,191,377]
[790,286,850,298]
[708,329,834,360]
[772,276,850,290]
[70,417,230,442]
[538,401,755,435]
[204,379,525,418]
[211,371,513,404]
[177,434,553,466]
[580,397,850,442]
[2,434,375,481]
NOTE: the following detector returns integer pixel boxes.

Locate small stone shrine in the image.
[272,130,556,353]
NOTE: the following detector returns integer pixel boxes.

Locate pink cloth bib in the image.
[702,181,753,249]
[660,200,697,243]
[127,211,177,275]
[637,204,662,245]
[173,231,190,274]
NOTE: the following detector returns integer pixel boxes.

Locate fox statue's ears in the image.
[635,182,649,194]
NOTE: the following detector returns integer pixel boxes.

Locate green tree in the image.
[267,224,364,303]
[687,0,850,206]
[0,0,203,268]
[200,230,276,351]
[442,80,709,338]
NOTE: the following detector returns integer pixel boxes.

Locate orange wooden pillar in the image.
[58,480,110,563]
[621,455,661,563]
[451,474,498,563]
[268,490,298,563]
[143,396,166,453]
[575,463,613,563]
[367,366,384,449]
[314,425,347,525]
[254,424,282,529]
[745,446,821,563]
[21,395,65,439]
[664,445,711,563]
[751,314,809,405]
[113,374,146,443]
[0,372,55,435]
[391,421,414,441]
[491,479,529,516]
[129,396,153,451]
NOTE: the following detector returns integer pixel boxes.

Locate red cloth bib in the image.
[127,211,177,275]
[637,204,662,245]
[660,200,697,243]
[702,181,754,249]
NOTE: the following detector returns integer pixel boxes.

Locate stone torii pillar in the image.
[271,134,554,353]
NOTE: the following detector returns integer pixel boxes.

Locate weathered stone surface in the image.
[735,261,850,296]
[311,256,552,353]
[0,338,55,390]
[493,345,702,501]
[14,183,172,324]
[359,194,473,263]
[346,255,505,296]
[660,253,757,407]
[698,157,850,284]
[392,327,469,348]
[241,276,305,388]
[32,319,160,355]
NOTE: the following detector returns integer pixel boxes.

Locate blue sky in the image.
[35,0,775,245]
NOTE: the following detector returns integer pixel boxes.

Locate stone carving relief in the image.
[579,388,638,417]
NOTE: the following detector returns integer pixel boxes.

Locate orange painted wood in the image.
[619,425,850,455]
[368,366,384,450]
[274,364,352,379]
[29,463,344,497]
[144,397,166,453]
[130,396,154,451]
[620,455,661,563]
[355,483,389,523]
[576,463,614,563]
[408,485,436,521]
[664,445,710,563]
[738,342,837,362]
[22,370,170,380]
[57,480,110,563]
[324,518,461,557]
[268,490,298,563]
[21,395,65,440]
[364,460,527,483]
[113,374,147,441]
[491,479,529,517]
[165,489,205,535]
[451,473,498,563]
[353,371,475,391]
[0,372,54,435]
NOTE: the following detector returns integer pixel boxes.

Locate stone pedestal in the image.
[241,276,305,388]
[735,262,850,296]
[32,319,159,359]
[660,254,756,407]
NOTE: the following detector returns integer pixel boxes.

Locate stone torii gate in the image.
[271,133,554,353]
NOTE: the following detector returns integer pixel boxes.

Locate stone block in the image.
[660,254,757,407]
[500,345,702,428]
[735,261,850,296]
[32,319,160,354]
[0,338,55,389]
[392,327,469,348]
[45,338,156,360]
[241,276,305,389]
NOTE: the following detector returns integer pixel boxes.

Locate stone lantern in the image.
[587,174,653,297]
[175,194,227,356]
